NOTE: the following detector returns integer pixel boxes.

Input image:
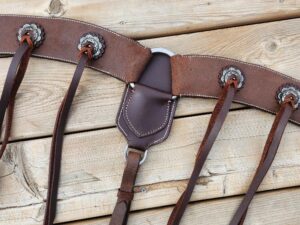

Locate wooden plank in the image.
[0,18,300,141]
[0,109,299,224]
[0,0,299,38]
[66,187,300,225]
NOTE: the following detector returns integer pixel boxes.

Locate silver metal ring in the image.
[124,145,148,165]
[151,48,175,57]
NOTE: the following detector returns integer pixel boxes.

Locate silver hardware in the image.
[276,84,300,109]
[151,48,175,57]
[219,66,245,89]
[78,32,105,60]
[129,83,135,89]
[124,145,148,165]
[17,23,45,48]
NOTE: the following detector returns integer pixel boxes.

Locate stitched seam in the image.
[124,91,171,136]
[117,86,130,137]
[179,54,300,83]
[146,100,176,149]
[178,93,300,126]
[1,52,128,82]
[0,14,147,50]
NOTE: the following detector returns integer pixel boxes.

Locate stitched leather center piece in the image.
[124,84,172,137]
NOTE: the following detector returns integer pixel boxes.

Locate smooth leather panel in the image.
[0,14,152,83]
[171,55,300,125]
[117,53,177,151]
[124,84,172,138]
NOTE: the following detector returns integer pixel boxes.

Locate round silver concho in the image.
[219,66,245,89]
[17,23,45,48]
[78,32,105,60]
[276,84,300,109]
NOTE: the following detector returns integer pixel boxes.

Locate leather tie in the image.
[0,41,33,158]
[167,80,239,225]
[44,52,90,225]
[109,151,142,225]
[229,100,294,225]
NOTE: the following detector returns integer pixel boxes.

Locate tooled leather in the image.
[171,55,300,125]
[0,14,152,83]
[124,84,171,137]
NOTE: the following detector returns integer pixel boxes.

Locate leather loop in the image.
[0,42,32,158]
[43,54,89,225]
[229,102,294,225]
[167,81,237,225]
[109,151,141,225]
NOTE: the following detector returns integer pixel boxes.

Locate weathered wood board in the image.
[0,18,299,142]
[0,1,300,225]
[0,109,300,224]
[67,187,300,225]
[0,0,300,38]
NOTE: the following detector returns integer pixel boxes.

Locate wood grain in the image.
[0,109,299,224]
[66,187,300,225]
[0,19,299,141]
[0,0,299,38]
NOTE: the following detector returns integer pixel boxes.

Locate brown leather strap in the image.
[109,151,141,225]
[171,55,300,125]
[0,14,151,83]
[0,42,32,158]
[44,54,90,225]
[167,80,238,225]
[229,102,294,225]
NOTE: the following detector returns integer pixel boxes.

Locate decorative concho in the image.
[78,32,105,60]
[17,23,45,48]
[276,84,300,109]
[219,66,245,89]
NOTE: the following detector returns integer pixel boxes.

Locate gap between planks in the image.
[0,18,299,142]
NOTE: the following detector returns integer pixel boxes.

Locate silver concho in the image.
[17,23,45,48]
[276,84,300,109]
[78,33,105,60]
[219,66,245,89]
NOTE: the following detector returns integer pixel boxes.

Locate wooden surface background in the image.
[0,1,300,224]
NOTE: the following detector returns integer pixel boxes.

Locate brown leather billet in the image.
[230,102,294,225]
[0,14,152,83]
[0,42,32,157]
[109,151,141,225]
[171,55,300,125]
[167,81,238,225]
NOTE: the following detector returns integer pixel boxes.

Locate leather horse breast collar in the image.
[0,15,300,225]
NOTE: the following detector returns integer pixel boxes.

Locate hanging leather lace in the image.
[229,95,296,225]
[43,47,93,225]
[0,35,34,158]
[167,78,239,225]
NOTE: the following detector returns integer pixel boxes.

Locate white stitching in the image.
[145,100,176,149]
[178,54,300,83]
[124,90,171,137]
[0,14,147,49]
[117,86,130,137]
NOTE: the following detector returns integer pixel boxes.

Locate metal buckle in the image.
[124,145,148,165]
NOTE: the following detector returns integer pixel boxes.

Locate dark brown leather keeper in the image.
[117,51,177,150]
[0,14,151,83]
[171,55,300,125]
